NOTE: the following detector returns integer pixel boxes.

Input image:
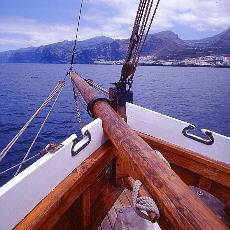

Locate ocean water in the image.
[0,63,230,186]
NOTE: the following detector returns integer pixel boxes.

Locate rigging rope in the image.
[67,0,86,134]
[0,152,44,176]
[14,83,65,176]
[125,0,146,62]
[71,78,84,136]
[76,87,88,110]
[121,0,161,89]
[0,81,65,162]
[0,143,60,176]
[70,0,84,71]
[67,0,109,130]
[0,0,85,176]
[132,0,161,77]
[75,85,88,110]
[132,0,153,66]
[85,79,109,97]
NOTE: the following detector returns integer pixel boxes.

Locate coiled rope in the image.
[132,180,160,221]
[132,151,170,221]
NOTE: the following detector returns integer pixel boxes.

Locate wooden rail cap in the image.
[70,71,228,230]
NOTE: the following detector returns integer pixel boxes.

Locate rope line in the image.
[134,0,161,70]
[71,76,88,110]
[131,0,161,82]
[132,180,160,221]
[124,189,132,206]
[121,0,161,89]
[68,0,86,132]
[14,84,65,176]
[74,96,83,133]
[132,0,153,66]
[71,78,84,136]
[106,213,113,230]
[155,149,171,168]
[0,0,85,176]
[76,88,88,110]
[0,150,46,176]
[70,0,84,70]
[85,79,109,97]
[0,81,64,162]
[75,87,87,110]
[125,0,146,62]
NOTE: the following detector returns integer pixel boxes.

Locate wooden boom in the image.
[70,71,228,230]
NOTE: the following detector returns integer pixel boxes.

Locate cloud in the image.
[0,0,229,51]
[0,17,75,50]
[83,0,230,37]
[156,0,230,31]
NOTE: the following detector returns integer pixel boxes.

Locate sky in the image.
[0,0,230,52]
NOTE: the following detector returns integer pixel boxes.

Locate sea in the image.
[0,63,230,186]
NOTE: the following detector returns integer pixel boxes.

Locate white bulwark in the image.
[0,118,107,230]
[126,102,230,165]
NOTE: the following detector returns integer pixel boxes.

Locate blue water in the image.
[0,63,230,186]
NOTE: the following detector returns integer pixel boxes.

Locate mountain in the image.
[186,28,230,48]
[0,36,115,64]
[1,29,230,63]
[141,31,186,58]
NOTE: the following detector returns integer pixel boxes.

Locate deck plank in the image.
[107,206,117,228]
[124,189,132,206]
[100,188,132,229]
[90,186,122,230]
[100,215,112,230]
[119,190,132,208]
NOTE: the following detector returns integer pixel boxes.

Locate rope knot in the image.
[132,180,160,221]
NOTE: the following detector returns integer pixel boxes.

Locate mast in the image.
[70,71,227,230]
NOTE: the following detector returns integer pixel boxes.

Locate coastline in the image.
[139,63,230,68]
[93,62,230,68]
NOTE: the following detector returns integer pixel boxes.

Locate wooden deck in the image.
[97,189,132,230]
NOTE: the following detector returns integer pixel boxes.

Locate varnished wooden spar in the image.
[70,71,228,230]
